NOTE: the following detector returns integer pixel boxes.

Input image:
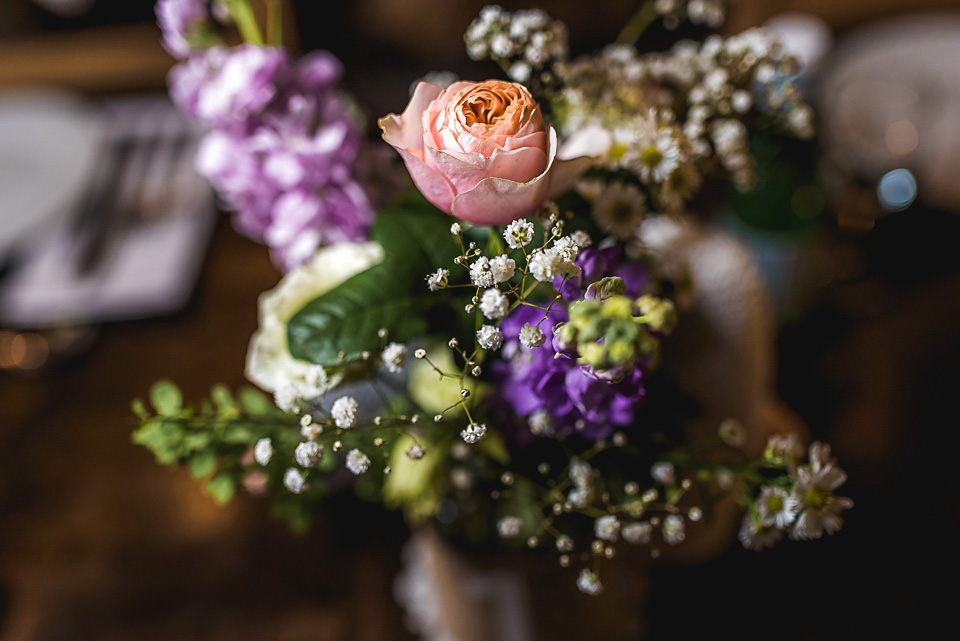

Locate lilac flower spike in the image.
[169,44,376,270]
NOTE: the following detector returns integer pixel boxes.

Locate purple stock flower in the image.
[156,0,209,59]
[174,45,379,270]
[492,306,647,442]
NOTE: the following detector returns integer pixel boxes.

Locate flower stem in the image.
[226,0,264,45]
[615,2,659,46]
[265,0,284,46]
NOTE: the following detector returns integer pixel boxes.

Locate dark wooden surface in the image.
[0,220,416,641]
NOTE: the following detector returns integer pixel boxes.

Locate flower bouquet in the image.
[137,1,851,635]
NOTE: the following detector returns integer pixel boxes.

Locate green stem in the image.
[226,0,264,45]
[266,0,284,46]
[615,2,659,46]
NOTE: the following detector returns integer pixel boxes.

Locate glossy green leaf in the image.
[287,190,459,365]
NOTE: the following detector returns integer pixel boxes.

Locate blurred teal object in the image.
[724,126,827,320]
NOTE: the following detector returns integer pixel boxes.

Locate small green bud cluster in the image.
[554,293,676,371]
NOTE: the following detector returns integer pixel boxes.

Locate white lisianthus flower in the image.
[245,242,384,393]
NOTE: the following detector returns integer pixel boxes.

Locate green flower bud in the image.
[607,340,635,364]
[578,342,607,366]
[636,295,677,333]
[600,295,634,320]
[585,276,627,301]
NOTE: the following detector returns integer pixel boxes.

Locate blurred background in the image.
[1,0,959,639]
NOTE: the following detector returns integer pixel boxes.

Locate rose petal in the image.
[547,125,611,198]
[378,82,444,153]
[502,129,549,152]
[557,124,613,159]
[450,171,551,225]
[395,147,457,214]
[487,145,549,184]
[425,146,488,193]
[448,127,559,225]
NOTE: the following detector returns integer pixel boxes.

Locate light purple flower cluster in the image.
[158,3,379,270]
[493,249,652,442]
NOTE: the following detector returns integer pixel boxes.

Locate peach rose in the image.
[379,79,601,225]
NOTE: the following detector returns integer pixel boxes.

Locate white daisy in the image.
[790,464,854,540]
[592,182,646,240]
[756,486,799,528]
[738,513,783,551]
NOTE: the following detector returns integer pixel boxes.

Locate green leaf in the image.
[190,451,217,479]
[210,384,239,418]
[131,398,149,420]
[239,386,274,415]
[287,190,459,365]
[206,473,236,504]
[149,380,182,416]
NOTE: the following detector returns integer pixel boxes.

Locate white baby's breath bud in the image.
[731,89,752,113]
[662,514,686,545]
[381,342,408,374]
[571,230,592,248]
[479,289,509,319]
[528,247,578,282]
[497,516,523,538]
[414,348,427,359]
[594,515,620,541]
[406,444,426,460]
[489,254,516,283]
[254,438,273,466]
[519,323,545,348]
[469,257,495,288]
[576,569,603,595]
[508,61,532,82]
[283,468,307,493]
[294,441,324,468]
[555,535,573,552]
[301,422,322,440]
[476,325,503,350]
[450,222,462,235]
[651,461,676,485]
[273,383,300,413]
[504,219,535,248]
[303,365,329,397]
[331,396,359,428]
[569,458,593,488]
[460,423,488,444]
[622,522,653,544]
[491,33,513,57]
[345,448,371,475]
[528,409,552,435]
[426,268,450,291]
[553,236,580,262]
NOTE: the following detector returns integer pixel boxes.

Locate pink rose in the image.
[379,80,599,225]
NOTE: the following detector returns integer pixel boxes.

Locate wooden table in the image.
[0,219,416,641]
